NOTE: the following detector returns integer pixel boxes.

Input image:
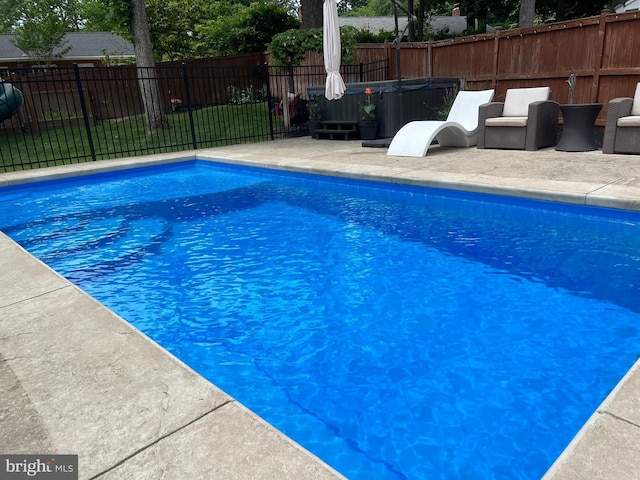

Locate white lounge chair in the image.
[387,89,495,157]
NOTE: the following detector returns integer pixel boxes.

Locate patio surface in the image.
[2,137,640,479]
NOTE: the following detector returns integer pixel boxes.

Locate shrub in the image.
[269,26,358,67]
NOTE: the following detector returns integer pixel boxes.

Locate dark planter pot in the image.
[358,120,378,140]
[308,120,322,139]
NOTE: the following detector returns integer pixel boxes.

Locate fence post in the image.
[73,64,96,162]
[19,81,40,135]
[384,41,393,79]
[592,10,609,103]
[492,29,501,91]
[359,63,364,82]
[264,66,275,140]
[181,63,198,149]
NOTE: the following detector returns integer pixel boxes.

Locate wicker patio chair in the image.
[477,87,560,151]
[603,83,640,154]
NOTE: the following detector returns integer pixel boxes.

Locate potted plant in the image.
[358,87,378,140]
[307,95,321,139]
[170,97,182,113]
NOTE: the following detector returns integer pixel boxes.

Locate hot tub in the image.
[307,78,459,138]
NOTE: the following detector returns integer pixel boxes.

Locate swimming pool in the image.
[1,160,640,479]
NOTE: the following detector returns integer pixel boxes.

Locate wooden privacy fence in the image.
[380,10,640,125]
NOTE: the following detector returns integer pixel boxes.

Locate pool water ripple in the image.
[2,161,640,479]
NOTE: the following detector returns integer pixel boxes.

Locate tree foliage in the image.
[458,0,609,30]
[2,0,300,62]
[10,0,72,67]
[341,0,609,37]
[144,0,217,60]
[269,26,359,66]
[78,0,299,61]
[269,28,323,66]
[536,0,609,22]
[338,0,369,15]
[0,0,83,33]
[196,1,300,58]
[345,0,395,16]
[73,0,131,36]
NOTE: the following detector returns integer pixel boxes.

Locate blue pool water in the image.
[2,161,640,479]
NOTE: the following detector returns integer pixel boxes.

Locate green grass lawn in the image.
[0,102,287,172]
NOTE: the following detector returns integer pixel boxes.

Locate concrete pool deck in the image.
[1,136,640,478]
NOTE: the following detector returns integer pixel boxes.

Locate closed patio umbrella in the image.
[323,0,346,100]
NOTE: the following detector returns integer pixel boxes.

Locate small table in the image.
[555,103,603,152]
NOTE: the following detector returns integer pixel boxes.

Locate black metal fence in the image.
[0,59,389,172]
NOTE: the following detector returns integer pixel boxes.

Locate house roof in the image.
[0,32,134,62]
[339,16,469,35]
[615,0,640,12]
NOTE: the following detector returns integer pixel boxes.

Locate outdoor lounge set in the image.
[386,83,640,157]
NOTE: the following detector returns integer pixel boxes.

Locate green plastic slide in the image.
[0,82,24,122]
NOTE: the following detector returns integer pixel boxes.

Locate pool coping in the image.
[2,138,640,478]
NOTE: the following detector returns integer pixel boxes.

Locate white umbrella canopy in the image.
[323,0,346,100]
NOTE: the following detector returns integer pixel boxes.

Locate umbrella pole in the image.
[393,1,403,129]
[391,0,416,130]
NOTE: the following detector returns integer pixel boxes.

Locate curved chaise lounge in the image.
[387,89,495,157]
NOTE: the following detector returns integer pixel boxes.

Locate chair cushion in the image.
[485,116,528,127]
[502,87,551,117]
[618,115,640,127]
[632,83,640,116]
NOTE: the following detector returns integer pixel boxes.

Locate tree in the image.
[84,0,168,132]
[196,1,300,58]
[0,0,26,33]
[346,0,395,16]
[457,0,526,32]
[269,25,359,65]
[537,0,607,21]
[301,0,322,29]
[130,0,168,133]
[77,0,131,35]
[83,0,299,61]
[55,0,85,30]
[337,0,368,15]
[10,0,72,67]
[518,0,536,27]
[145,0,216,61]
[0,0,82,34]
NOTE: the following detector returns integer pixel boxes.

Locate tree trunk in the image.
[416,0,425,41]
[407,0,415,41]
[301,0,322,29]
[518,0,536,28]
[131,0,168,134]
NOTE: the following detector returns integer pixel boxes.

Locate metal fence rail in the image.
[0,59,388,172]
